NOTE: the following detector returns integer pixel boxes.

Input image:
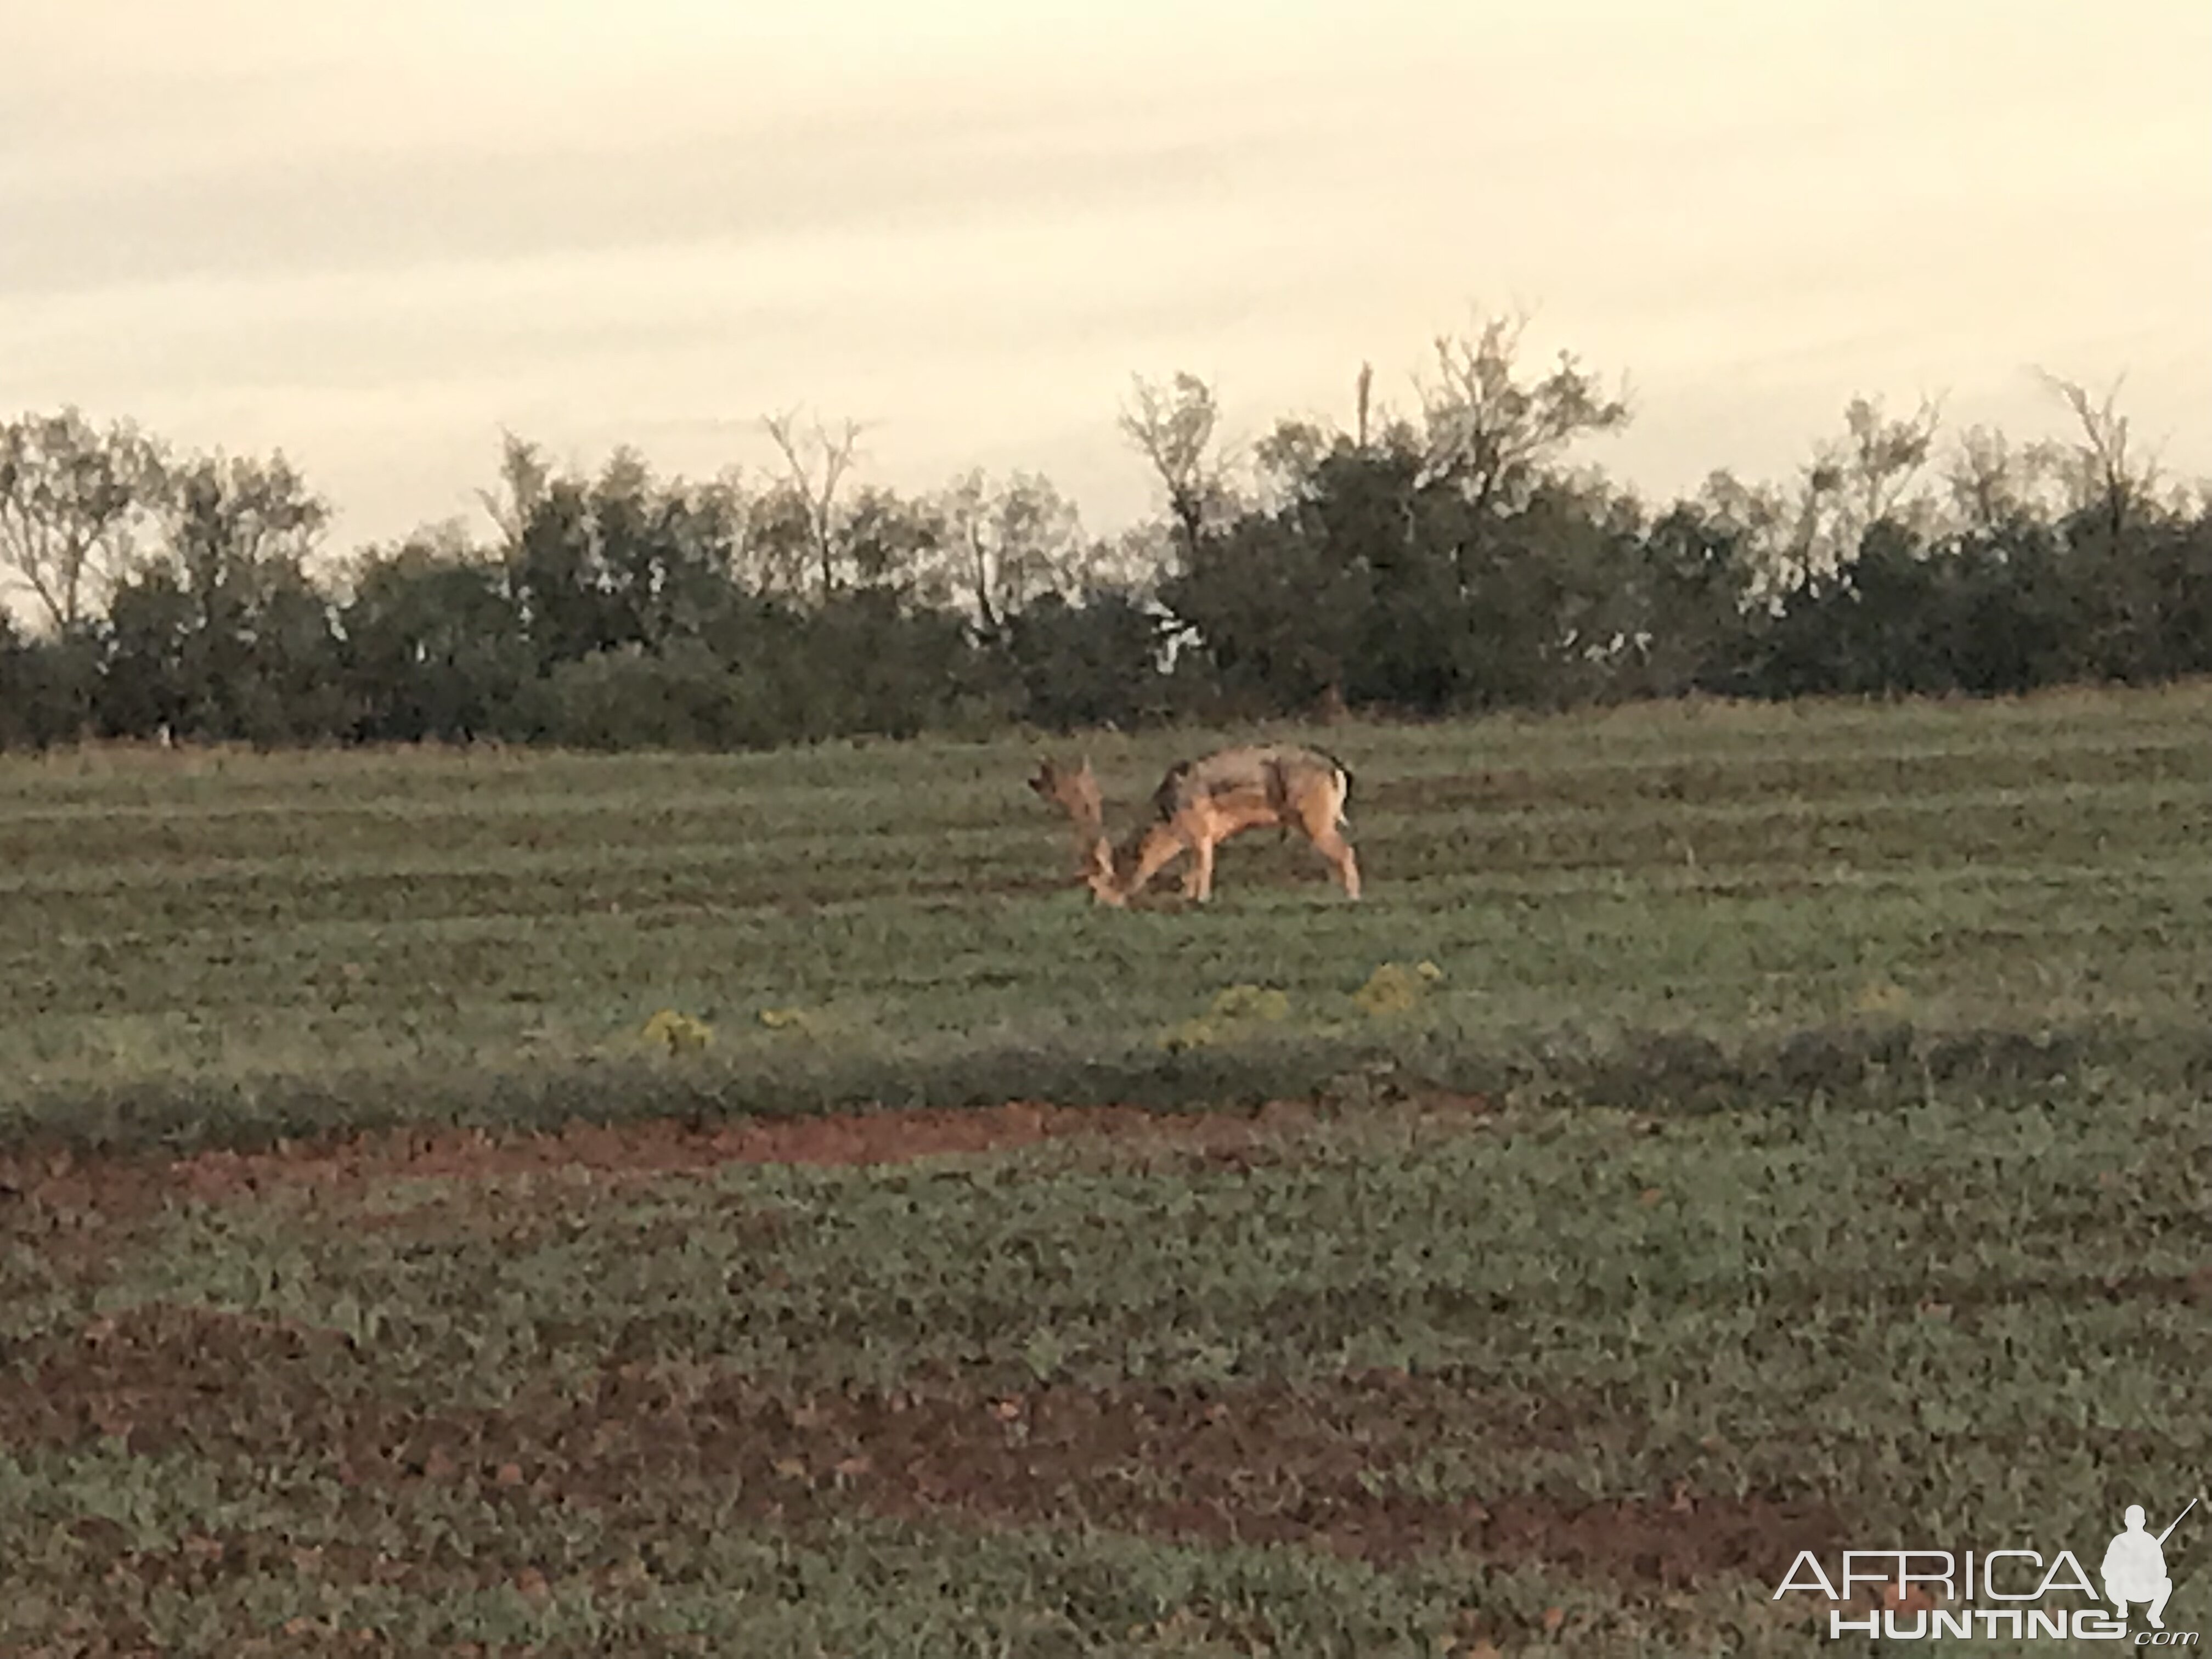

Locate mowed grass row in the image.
[1,682,2209,1141]
[4,691,2207,878]
[2,1077,2202,1654]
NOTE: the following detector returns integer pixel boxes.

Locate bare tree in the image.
[1945,425,2024,534]
[1117,372,1229,563]
[2035,371,2167,538]
[1415,311,1632,519]
[761,410,864,603]
[476,430,552,554]
[933,468,1085,633]
[1940,422,2085,536]
[1834,393,1946,529]
[0,408,170,631]
[1753,393,1948,588]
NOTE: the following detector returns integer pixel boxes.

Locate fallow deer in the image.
[1029,744,1361,906]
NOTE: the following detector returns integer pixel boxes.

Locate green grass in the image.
[3,681,2210,1148]
[0,684,2207,1654]
[3,1080,2202,1654]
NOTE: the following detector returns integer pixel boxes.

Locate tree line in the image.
[3,313,2207,753]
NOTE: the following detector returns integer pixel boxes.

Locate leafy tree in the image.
[838,484,944,599]
[486,442,752,674]
[1007,589,1172,731]
[800,588,983,742]
[1626,499,1759,697]
[586,450,748,650]
[1161,508,1374,717]
[1156,315,1637,718]
[534,640,760,751]
[101,449,340,744]
[338,527,533,742]
[4,319,2209,757]
[0,612,101,748]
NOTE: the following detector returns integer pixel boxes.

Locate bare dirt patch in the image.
[37,1094,1474,1210]
[2,1084,1507,1250]
[0,1302,366,1453]
[163,1104,1246,1199]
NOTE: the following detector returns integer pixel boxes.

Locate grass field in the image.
[2,685,2208,1654]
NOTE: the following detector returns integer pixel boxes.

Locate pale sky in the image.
[7,0,2208,557]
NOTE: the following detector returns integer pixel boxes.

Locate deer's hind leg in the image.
[1295,795,1362,900]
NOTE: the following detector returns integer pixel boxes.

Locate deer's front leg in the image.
[1119,828,1186,902]
[1187,836,1217,901]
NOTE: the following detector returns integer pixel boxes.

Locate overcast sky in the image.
[7,0,2208,556]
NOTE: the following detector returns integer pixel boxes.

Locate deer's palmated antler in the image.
[1030,756,1118,897]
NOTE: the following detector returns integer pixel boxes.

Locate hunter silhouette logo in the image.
[1774,1494,2200,1642]
[2106,1501,2192,1631]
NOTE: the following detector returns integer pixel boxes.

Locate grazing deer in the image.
[1029,744,1361,906]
